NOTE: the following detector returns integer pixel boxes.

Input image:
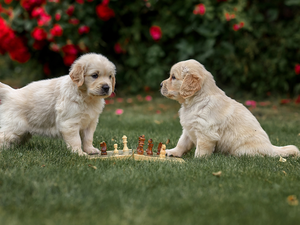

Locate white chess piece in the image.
[160,144,166,158]
[114,144,119,155]
[122,135,129,155]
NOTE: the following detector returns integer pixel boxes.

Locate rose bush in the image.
[0,0,300,96]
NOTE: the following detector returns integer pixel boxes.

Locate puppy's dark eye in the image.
[171,74,176,80]
[92,74,98,79]
[109,75,112,79]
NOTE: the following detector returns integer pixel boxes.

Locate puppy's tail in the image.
[272,145,300,157]
[0,82,13,100]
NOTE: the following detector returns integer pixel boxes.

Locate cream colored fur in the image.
[160,59,300,158]
[0,53,116,156]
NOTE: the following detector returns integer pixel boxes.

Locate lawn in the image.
[0,95,300,225]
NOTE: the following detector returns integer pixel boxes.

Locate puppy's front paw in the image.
[70,148,87,156]
[78,151,88,156]
[84,147,100,155]
[166,148,183,158]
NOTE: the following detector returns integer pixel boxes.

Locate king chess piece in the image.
[100,142,107,155]
[146,139,153,156]
[157,142,162,155]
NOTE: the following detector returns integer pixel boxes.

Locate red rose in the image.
[21,0,46,12]
[66,5,75,16]
[114,43,125,54]
[193,4,205,16]
[149,25,162,41]
[37,13,51,26]
[78,25,90,35]
[68,18,80,25]
[8,39,31,63]
[295,64,300,75]
[50,24,63,37]
[76,0,84,4]
[62,44,78,55]
[96,3,115,21]
[4,0,13,4]
[31,7,44,17]
[31,27,47,40]
[9,49,31,63]
[63,54,77,66]
[233,24,240,31]
[102,0,110,5]
[55,13,61,21]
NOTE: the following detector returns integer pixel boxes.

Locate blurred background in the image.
[0,0,300,98]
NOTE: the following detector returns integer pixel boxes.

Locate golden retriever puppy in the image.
[160,59,299,158]
[0,53,115,156]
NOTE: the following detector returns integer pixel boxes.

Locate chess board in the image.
[88,135,185,163]
[88,150,185,163]
[133,153,185,163]
[89,149,133,160]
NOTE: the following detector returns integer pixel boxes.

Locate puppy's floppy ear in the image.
[180,73,202,99]
[70,62,85,87]
[112,76,116,92]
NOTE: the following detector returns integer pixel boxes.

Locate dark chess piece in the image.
[137,143,144,155]
[140,135,145,146]
[146,139,154,156]
[137,135,145,155]
[157,142,162,155]
[100,142,107,155]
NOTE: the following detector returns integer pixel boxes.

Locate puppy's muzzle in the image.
[101,84,110,94]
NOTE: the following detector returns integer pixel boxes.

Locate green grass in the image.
[0,96,300,225]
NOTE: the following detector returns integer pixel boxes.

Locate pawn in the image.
[114,143,119,155]
[157,142,162,155]
[160,144,166,158]
[100,142,107,155]
[146,139,153,156]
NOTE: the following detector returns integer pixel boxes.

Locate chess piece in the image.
[100,142,107,155]
[137,135,145,155]
[157,142,162,155]
[122,135,129,150]
[139,135,145,146]
[114,144,119,155]
[137,143,144,155]
[160,144,166,158]
[122,135,129,155]
[146,139,153,156]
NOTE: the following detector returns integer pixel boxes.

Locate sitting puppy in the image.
[0,53,115,156]
[160,59,299,157]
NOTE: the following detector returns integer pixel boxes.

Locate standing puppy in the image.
[160,59,299,158]
[0,53,115,156]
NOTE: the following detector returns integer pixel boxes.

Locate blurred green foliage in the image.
[0,0,300,96]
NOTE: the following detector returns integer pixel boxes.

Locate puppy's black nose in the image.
[160,82,163,88]
[102,84,110,93]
